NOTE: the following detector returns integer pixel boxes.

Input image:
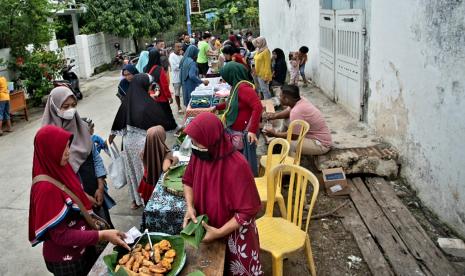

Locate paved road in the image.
[0,71,156,275]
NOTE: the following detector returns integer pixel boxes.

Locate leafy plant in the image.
[10,49,63,106]
[82,0,178,51]
[0,0,56,56]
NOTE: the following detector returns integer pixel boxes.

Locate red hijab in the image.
[29,125,92,246]
[182,113,261,228]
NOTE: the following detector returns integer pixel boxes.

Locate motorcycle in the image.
[53,58,83,100]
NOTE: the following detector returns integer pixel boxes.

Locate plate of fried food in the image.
[104,232,186,276]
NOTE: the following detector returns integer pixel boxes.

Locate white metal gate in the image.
[319,10,336,100]
[334,9,365,119]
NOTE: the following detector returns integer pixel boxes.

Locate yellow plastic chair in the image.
[257,164,319,276]
[255,138,290,218]
[260,120,310,172]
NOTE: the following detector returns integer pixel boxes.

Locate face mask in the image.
[191,144,212,161]
[58,108,77,120]
[51,98,77,120]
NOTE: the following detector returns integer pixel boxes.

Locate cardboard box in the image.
[322,168,349,196]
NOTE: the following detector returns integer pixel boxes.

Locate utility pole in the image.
[186,0,192,36]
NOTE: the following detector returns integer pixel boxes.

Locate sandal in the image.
[131,201,141,210]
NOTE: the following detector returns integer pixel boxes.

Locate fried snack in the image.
[165,249,176,258]
[161,258,172,270]
[132,262,140,273]
[125,256,135,269]
[144,243,151,251]
[154,247,161,263]
[139,273,152,276]
[133,246,142,253]
[139,267,151,274]
[115,265,122,272]
[158,240,171,251]
[163,257,174,264]
[149,264,167,274]
[143,250,150,260]
[118,254,130,265]
[142,260,155,267]
[154,274,164,276]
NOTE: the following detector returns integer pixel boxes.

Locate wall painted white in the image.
[258,0,320,83]
[259,0,465,236]
[367,0,465,236]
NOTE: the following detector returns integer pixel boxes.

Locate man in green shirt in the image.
[197,33,216,77]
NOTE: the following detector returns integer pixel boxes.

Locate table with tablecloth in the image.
[141,171,187,235]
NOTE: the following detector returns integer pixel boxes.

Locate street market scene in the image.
[0,0,464,275]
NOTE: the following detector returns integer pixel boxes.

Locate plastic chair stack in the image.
[257,164,319,276]
[260,120,310,171]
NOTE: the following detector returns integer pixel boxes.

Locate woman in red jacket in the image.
[144,49,178,130]
[217,62,263,175]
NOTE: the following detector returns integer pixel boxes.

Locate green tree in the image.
[82,0,178,51]
[0,0,55,56]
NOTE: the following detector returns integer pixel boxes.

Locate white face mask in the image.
[51,98,77,120]
[58,108,77,120]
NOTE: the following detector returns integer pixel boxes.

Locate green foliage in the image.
[82,0,178,42]
[9,49,63,106]
[0,0,55,56]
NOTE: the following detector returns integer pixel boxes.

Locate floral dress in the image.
[227,218,263,275]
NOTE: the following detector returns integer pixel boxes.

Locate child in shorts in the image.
[0,77,12,136]
[298,46,310,87]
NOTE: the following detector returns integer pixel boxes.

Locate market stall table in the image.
[9,90,29,121]
[88,239,226,276]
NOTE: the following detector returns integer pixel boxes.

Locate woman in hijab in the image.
[135,50,149,73]
[117,64,139,100]
[110,74,175,209]
[179,45,209,107]
[182,113,262,276]
[272,48,288,86]
[143,49,177,129]
[138,126,178,204]
[253,36,273,99]
[29,125,129,276]
[42,87,114,226]
[215,62,262,175]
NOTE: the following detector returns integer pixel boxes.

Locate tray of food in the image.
[161,164,187,196]
[190,97,212,109]
[104,232,186,276]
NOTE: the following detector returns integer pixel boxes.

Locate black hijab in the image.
[143,49,161,73]
[272,48,287,85]
[118,64,139,97]
[111,74,176,131]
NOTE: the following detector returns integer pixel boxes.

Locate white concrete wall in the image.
[367,0,465,236]
[259,0,321,83]
[0,48,11,80]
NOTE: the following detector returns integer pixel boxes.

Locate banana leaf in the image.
[188,270,206,276]
[163,164,187,192]
[180,215,209,249]
[103,233,186,276]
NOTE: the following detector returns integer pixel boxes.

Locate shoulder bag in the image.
[32,174,111,230]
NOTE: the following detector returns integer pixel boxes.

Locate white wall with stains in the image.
[367,0,465,235]
[258,0,321,83]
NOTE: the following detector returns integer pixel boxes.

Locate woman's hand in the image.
[263,112,275,121]
[108,134,116,145]
[202,221,222,243]
[94,188,104,206]
[247,132,258,144]
[99,230,130,250]
[86,193,98,207]
[183,206,197,228]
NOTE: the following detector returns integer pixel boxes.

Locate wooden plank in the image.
[340,201,395,276]
[180,241,226,276]
[349,178,426,276]
[365,177,459,276]
[88,240,226,276]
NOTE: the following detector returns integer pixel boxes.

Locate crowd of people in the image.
[27,30,332,276]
